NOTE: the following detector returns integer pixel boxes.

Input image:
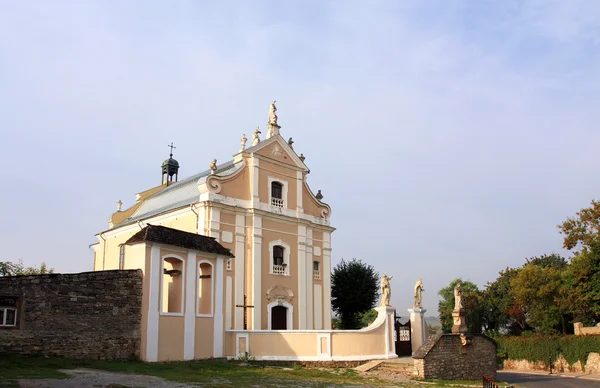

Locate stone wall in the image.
[413,334,497,380]
[574,322,600,336]
[0,270,143,360]
[503,352,600,374]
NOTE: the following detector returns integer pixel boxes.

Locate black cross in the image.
[167,142,176,156]
[235,294,254,330]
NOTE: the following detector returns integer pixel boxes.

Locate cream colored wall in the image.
[255,142,298,168]
[95,211,197,271]
[158,316,185,361]
[249,333,317,356]
[217,165,252,200]
[140,244,151,360]
[195,318,215,359]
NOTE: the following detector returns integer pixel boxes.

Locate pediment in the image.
[247,136,308,171]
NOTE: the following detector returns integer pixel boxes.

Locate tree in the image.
[558,199,600,253]
[560,241,600,325]
[0,260,54,276]
[438,278,483,333]
[358,309,379,328]
[511,262,564,334]
[331,258,379,329]
[481,267,522,334]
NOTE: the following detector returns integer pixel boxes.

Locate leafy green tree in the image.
[560,241,600,325]
[359,309,379,328]
[558,199,600,253]
[0,260,54,276]
[481,267,521,334]
[511,262,564,334]
[331,258,379,329]
[438,278,483,333]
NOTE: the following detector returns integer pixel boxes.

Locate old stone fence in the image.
[0,270,143,360]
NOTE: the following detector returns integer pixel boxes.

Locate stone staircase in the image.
[374,357,416,376]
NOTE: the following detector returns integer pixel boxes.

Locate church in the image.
[91,102,396,362]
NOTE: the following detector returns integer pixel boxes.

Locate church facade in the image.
[92,102,334,333]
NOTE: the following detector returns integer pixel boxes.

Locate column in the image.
[209,208,220,240]
[146,245,160,361]
[184,251,197,360]
[305,228,314,329]
[408,307,428,354]
[234,214,246,330]
[251,215,262,330]
[322,232,332,329]
[297,224,307,329]
[213,257,224,356]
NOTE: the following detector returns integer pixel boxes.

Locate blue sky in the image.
[1,1,599,314]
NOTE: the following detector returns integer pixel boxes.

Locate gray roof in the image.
[111,160,239,230]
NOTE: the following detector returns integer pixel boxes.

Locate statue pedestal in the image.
[451,309,467,334]
[408,308,428,354]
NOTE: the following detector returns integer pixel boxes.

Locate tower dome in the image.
[162,143,180,185]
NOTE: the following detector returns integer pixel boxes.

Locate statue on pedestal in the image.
[209,159,217,174]
[240,133,247,152]
[454,283,463,311]
[414,278,424,308]
[380,274,393,307]
[252,127,261,146]
[267,100,280,138]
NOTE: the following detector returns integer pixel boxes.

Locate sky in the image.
[1,0,600,316]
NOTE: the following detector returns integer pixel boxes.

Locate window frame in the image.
[268,176,288,209]
[269,240,291,276]
[118,244,126,270]
[0,296,20,329]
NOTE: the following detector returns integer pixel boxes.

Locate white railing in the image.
[272,264,287,275]
[271,198,284,208]
[313,270,321,280]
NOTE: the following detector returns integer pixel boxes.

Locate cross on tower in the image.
[167,142,176,157]
[235,294,254,330]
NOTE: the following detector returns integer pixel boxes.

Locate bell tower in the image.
[162,142,179,185]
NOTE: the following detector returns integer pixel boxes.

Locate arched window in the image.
[197,261,214,316]
[118,245,126,270]
[271,181,284,207]
[161,257,184,314]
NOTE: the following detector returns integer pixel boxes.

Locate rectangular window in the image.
[313,261,319,271]
[0,296,19,328]
[313,261,321,280]
[119,245,126,270]
[273,246,284,266]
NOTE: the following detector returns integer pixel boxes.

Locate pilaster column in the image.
[322,231,332,329]
[209,208,220,240]
[297,224,307,329]
[234,214,246,330]
[251,215,262,329]
[250,157,260,208]
[184,251,197,360]
[305,227,314,329]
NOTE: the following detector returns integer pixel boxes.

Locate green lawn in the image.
[0,355,488,387]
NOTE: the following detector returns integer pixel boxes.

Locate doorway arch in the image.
[267,300,293,330]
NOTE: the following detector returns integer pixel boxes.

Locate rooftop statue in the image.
[414,278,424,308]
[240,133,247,152]
[380,274,393,307]
[252,127,261,146]
[209,159,217,174]
[454,283,463,311]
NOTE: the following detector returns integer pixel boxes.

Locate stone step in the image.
[377,366,416,376]
[354,360,384,372]
[379,362,416,373]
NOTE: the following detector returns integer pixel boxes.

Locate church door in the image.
[271,306,287,330]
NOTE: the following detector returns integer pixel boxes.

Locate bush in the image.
[495,335,600,370]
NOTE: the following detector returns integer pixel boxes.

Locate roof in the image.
[110,160,239,230]
[125,224,235,258]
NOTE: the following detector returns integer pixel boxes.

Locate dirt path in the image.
[17,368,388,388]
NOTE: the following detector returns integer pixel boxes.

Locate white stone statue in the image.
[252,127,261,146]
[380,274,393,307]
[266,100,280,138]
[240,133,247,152]
[209,159,217,174]
[116,200,123,211]
[454,283,463,310]
[414,278,424,308]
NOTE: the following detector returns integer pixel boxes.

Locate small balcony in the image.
[272,264,287,276]
[313,270,321,280]
[271,198,284,208]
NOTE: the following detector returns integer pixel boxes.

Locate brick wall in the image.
[0,270,143,360]
[413,334,497,380]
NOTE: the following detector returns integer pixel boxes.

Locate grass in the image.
[0,355,491,387]
[0,355,401,387]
